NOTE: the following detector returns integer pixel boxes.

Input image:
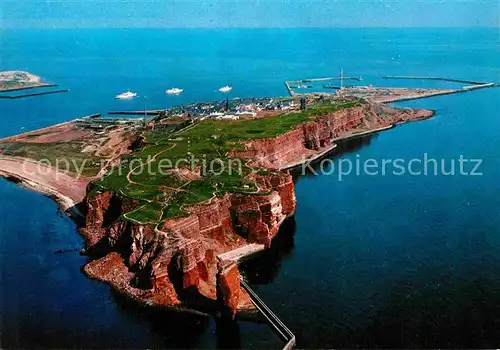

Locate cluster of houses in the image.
[163,97,298,121]
[74,96,301,134]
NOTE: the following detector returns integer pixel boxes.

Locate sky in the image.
[1,0,499,29]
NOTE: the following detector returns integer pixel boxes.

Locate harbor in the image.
[285,73,498,103]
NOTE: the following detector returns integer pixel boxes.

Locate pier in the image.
[217,244,296,349]
[0,89,69,99]
[217,243,296,350]
[0,83,58,93]
[285,76,363,96]
[284,81,295,96]
[240,278,296,350]
[462,83,496,90]
[297,77,362,83]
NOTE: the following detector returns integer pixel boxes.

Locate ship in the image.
[219,85,232,93]
[166,88,184,95]
[116,91,137,99]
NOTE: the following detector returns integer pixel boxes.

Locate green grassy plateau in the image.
[92,98,364,226]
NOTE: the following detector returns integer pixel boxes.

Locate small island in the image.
[0,71,54,92]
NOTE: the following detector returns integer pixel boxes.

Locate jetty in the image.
[285,76,363,96]
[0,83,59,93]
[217,243,296,349]
[0,89,69,99]
[295,77,362,83]
[284,81,295,96]
[382,76,486,85]
[240,277,296,350]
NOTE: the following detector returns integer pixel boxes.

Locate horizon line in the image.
[2,25,499,30]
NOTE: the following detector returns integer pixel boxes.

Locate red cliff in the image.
[81,171,296,314]
[80,102,432,316]
[234,102,433,169]
[217,261,241,319]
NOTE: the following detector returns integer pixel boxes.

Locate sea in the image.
[0,28,499,348]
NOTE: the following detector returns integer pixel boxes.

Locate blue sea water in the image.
[0,28,499,348]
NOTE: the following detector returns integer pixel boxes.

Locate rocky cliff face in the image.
[80,102,431,316]
[81,171,296,315]
[217,261,241,319]
[234,102,433,169]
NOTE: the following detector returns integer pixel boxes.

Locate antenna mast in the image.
[340,67,344,90]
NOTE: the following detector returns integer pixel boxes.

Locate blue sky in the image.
[2,0,499,28]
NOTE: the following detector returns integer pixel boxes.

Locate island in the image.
[0,92,435,321]
[0,71,70,99]
[0,71,54,91]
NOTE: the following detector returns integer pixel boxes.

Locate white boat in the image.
[116,90,137,99]
[166,88,183,95]
[219,85,232,93]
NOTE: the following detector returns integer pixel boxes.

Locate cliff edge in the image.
[79,99,433,317]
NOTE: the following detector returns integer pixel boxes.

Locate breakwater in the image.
[298,77,362,83]
[0,89,69,99]
[240,278,296,350]
[382,76,486,85]
[0,83,58,93]
[378,84,497,103]
[285,76,363,96]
